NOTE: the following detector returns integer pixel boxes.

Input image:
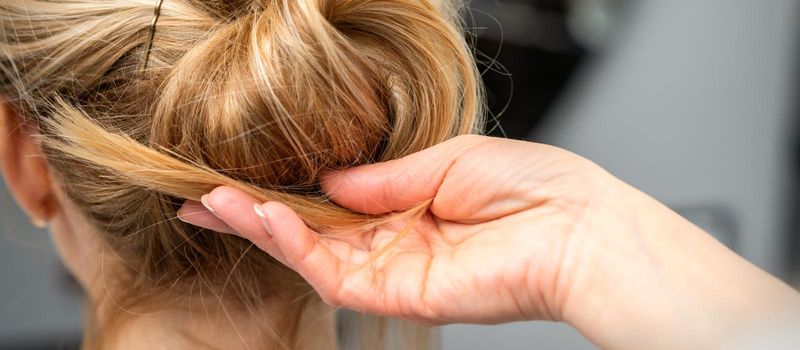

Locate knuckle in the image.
[319,292,342,308]
[452,134,480,143]
[315,274,346,308]
[378,178,398,208]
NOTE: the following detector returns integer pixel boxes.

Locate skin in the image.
[180,135,800,349]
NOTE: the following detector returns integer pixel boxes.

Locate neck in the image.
[49,200,337,350]
[94,293,337,350]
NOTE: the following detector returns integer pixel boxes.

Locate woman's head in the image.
[0,0,482,347]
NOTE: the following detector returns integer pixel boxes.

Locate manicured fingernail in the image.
[253,204,273,236]
[200,194,215,213]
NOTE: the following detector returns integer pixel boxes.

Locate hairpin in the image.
[139,0,165,71]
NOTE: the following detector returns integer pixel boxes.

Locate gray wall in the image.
[0,185,83,348]
[534,0,799,276]
[442,0,799,348]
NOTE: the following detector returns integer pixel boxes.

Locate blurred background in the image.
[2,0,799,348]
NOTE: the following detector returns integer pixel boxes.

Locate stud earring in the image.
[30,217,48,229]
[29,193,56,229]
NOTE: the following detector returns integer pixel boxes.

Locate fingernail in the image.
[200,194,215,213]
[253,204,273,236]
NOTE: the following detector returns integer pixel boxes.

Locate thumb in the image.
[320,135,485,214]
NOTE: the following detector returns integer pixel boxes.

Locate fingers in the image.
[177,200,235,234]
[321,134,486,214]
[178,188,436,317]
[254,201,347,306]
[181,186,347,302]
[192,187,289,264]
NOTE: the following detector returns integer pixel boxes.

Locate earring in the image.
[30,216,48,229]
[30,198,52,229]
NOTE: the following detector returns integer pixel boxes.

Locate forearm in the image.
[561,179,800,349]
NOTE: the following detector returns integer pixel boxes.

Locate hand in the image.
[178,135,800,349]
[179,135,606,324]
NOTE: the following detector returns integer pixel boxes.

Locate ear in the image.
[0,100,58,227]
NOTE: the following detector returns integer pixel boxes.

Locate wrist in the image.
[559,179,800,349]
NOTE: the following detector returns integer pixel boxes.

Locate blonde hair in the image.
[0,0,483,348]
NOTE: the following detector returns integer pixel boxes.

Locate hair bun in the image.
[146,0,481,190]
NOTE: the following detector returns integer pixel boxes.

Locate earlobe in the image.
[0,101,59,227]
